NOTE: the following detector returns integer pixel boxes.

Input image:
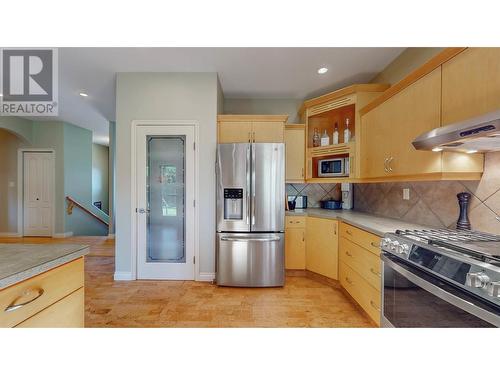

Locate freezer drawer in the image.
[216,233,285,287]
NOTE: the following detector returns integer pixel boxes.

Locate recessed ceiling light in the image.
[79,92,88,97]
[432,147,443,152]
[317,67,328,74]
[466,150,478,154]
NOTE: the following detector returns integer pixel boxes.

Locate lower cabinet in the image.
[285,216,306,269]
[305,217,339,280]
[339,222,381,326]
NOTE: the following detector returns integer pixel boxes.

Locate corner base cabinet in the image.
[305,217,339,280]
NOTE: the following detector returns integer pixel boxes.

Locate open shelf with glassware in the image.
[299,84,390,182]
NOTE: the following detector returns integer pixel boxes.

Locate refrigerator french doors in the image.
[216,143,285,287]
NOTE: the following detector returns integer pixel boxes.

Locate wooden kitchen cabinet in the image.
[305,217,338,279]
[0,258,85,328]
[285,124,306,182]
[285,216,306,269]
[339,222,381,326]
[218,120,253,143]
[442,48,500,125]
[217,115,288,143]
[361,67,442,179]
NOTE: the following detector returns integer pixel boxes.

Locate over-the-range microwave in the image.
[318,157,349,177]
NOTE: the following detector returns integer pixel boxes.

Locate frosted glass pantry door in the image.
[136,125,195,280]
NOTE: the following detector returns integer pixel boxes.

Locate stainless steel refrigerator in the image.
[216,143,285,287]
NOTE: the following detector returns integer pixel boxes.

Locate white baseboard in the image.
[53,232,73,238]
[198,272,216,282]
[114,271,134,281]
[0,232,21,237]
[107,233,115,239]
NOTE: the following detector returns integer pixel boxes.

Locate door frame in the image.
[17,149,56,237]
[131,120,200,281]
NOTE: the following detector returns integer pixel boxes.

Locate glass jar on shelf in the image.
[312,128,320,147]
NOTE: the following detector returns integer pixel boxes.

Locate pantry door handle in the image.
[5,288,44,312]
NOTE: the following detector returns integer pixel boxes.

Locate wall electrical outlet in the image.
[403,188,410,200]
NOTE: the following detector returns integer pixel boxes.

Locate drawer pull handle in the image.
[345,277,353,285]
[5,288,44,312]
[370,268,381,277]
[295,221,300,224]
[371,241,380,248]
[345,251,353,257]
[345,230,352,235]
[370,300,380,312]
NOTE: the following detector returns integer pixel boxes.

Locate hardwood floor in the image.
[0,236,374,328]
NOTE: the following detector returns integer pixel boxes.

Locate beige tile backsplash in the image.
[354,152,500,234]
[286,183,341,207]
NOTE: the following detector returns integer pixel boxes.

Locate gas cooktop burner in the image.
[395,228,500,262]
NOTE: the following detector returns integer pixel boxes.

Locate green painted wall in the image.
[92,144,109,213]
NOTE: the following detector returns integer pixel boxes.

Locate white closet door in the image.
[23,152,54,236]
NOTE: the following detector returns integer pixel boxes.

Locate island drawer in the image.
[340,222,381,255]
[0,258,84,328]
[16,287,84,328]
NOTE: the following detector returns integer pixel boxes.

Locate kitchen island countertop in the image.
[286,208,433,237]
[0,243,89,290]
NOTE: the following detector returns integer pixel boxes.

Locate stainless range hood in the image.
[413,109,500,153]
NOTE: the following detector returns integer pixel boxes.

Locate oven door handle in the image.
[382,254,500,327]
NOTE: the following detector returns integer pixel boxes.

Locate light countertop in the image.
[0,243,89,290]
[286,208,432,237]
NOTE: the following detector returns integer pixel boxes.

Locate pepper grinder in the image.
[456,192,472,230]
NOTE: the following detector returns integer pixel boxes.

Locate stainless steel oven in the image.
[382,252,500,327]
[318,157,349,177]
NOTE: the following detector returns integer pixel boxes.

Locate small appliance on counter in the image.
[320,199,342,210]
[341,182,353,209]
[287,195,307,209]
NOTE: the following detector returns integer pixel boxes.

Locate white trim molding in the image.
[197,272,216,282]
[53,232,73,238]
[114,271,134,281]
[0,232,22,237]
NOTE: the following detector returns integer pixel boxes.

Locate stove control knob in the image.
[466,272,490,288]
[487,282,500,297]
[390,241,400,251]
[399,243,410,255]
[381,238,391,250]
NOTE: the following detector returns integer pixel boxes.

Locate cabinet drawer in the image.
[0,258,84,328]
[16,287,84,328]
[340,222,381,255]
[339,237,381,291]
[285,216,306,228]
[340,261,381,326]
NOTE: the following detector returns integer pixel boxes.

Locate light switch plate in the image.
[403,188,410,200]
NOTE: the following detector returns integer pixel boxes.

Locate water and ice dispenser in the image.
[224,188,244,220]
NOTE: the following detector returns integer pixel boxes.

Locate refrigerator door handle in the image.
[220,236,281,242]
[251,143,256,226]
[246,144,251,225]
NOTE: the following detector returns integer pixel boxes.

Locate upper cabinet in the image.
[285,124,305,182]
[299,84,390,182]
[359,48,487,181]
[442,48,500,125]
[361,68,442,178]
[217,115,288,143]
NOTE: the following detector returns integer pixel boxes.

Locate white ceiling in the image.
[39,47,405,144]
